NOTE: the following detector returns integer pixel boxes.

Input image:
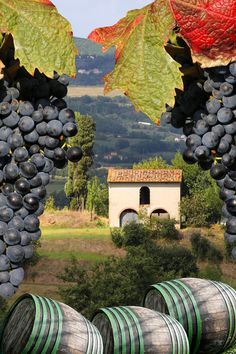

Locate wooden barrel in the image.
[92,306,189,354]
[143,278,236,354]
[0,293,103,354]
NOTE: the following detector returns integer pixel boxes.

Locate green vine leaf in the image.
[89,0,183,123]
[0,0,77,77]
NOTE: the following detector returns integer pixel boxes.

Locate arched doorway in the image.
[140,186,150,205]
[120,209,139,227]
[151,209,170,219]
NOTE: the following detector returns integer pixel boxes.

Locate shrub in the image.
[59,243,198,318]
[45,195,56,211]
[190,233,223,263]
[151,218,180,240]
[190,233,209,260]
[122,222,150,247]
[111,222,151,248]
[111,228,123,248]
[199,264,222,281]
[156,245,199,277]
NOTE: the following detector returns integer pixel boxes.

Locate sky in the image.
[52,0,151,38]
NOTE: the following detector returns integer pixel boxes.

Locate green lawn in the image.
[37,226,113,261]
[41,226,110,240]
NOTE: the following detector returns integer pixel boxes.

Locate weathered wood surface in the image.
[143,278,236,354]
[1,294,103,354]
[92,306,189,354]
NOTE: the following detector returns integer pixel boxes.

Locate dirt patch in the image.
[40,210,108,228]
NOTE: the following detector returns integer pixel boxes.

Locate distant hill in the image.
[70,38,115,86]
[74,37,115,56]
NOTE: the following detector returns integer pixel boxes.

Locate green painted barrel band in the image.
[21,294,42,354]
[108,308,127,354]
[212,281,233,350]
[172,279,202,354]
[165,280,193,345]
[114,307,136,354]
[121,307,144,354]
[49,299,63,354]
[98,308,120,354]
[213,281,235,350]
[31,296,48,354]
[219,282,236,349]
[41,297,57,354]
[0,294,39,354]
[161,282,185,327]
[150,284,177,319]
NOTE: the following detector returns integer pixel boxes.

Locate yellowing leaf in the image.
[89,0,183,123]
[0,0,77,77]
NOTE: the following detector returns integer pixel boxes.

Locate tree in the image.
[65,113,95,210]
[133,156,170,169]
[59,238,198,319]
[172,152,222,226]
[86,176,108,218]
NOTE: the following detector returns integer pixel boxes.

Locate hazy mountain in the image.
[70,37,115,86]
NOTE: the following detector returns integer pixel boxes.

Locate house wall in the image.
[109,182,181,227]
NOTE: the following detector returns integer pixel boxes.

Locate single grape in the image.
[18,116,34,133]
[18,101,34,116]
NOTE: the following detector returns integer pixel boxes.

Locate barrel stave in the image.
[143,278,236,354]
[92,306,189,354]
[1,294,103,354]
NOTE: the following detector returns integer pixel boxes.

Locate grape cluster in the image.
[0,65,82,297]
[162,60,236,259]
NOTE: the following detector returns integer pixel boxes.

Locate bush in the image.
[190,233,223,263]
[111,228,123,248]
[156,245,199,277]
[199,264,222,281]
[151,218,180,240]
[111,222,151,248]
[190,233,209,260]
[122,222,151,247]
[59,242,198,319]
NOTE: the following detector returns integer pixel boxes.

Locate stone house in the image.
[108,168,182,227]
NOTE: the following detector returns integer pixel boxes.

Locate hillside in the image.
[74,37,115,56]
[70,37,115,86]
[66,95,185,168]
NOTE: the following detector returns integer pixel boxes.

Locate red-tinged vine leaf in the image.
[169,0,236,67]
[89,1,183,124]
[0,0,77,77]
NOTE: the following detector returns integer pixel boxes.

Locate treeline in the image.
[69,55,115,86]
[65,96,184,166]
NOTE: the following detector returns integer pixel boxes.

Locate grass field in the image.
[5,220,236,314]
[7,225,120,305]
[4,220,236,353]
[68,85,123,97]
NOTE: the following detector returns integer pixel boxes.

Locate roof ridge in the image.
[107,168,182,183]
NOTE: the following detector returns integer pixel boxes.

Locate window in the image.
[140,187,150,205]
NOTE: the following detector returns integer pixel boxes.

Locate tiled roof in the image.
[107,169,182,183]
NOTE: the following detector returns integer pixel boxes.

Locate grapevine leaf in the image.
[89,1,183,124]
[0,0,77,77]
[169,0,236,67]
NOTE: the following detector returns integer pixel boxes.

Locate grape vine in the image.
[0,38,81,298]
[162,47,236,258]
